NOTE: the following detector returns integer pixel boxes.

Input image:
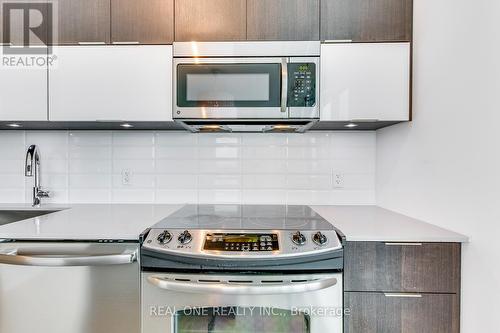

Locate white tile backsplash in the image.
[0,174,25,188]
[0,131,376,205]
[0,159,23,174]
[69,131,112,146]
[69,174,111,189]
[198,175,241,189]
[156,174,198,190]
[243,175,287,189]
[0,189,25,203]
[242,146,288,159]
[156,159,198,174]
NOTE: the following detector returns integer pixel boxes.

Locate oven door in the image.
[174,58,287,120]
[142,272,343,333]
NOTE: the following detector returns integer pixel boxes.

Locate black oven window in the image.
[174,307,310,333]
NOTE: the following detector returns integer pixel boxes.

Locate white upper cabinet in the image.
[320,42,410,122]
[49,45,172,121]
[0,65,48,121]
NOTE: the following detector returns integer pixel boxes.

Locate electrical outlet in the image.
[332,172,344,189]
[122,169,132,186]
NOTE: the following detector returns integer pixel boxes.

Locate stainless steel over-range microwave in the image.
[172,42,320,132]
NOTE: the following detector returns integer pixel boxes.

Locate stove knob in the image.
[312,232,328,246]
[157,230,172,244]
[291,231,307,246]
[178,230,193,245]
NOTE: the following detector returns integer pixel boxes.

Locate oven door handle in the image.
[147,276,338,295]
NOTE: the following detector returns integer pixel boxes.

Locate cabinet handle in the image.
[0,250,137,266]
[112,41,140,45]
[384,293,422,298]
[77,41,106,45]
[385,242,423,246]
[0,42,13,46]
[281,58,288,113]
[323,39,353,44]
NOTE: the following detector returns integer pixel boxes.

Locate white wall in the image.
[0,131,375,205]
[376,0,500,331]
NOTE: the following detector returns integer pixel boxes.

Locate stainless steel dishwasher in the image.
[0,241,140,333]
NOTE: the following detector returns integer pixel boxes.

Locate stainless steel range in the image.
[140,204,344,333]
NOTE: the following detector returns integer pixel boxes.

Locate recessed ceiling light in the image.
[7,123,21,128]
[120,123,134,128]
[344,123,358,128]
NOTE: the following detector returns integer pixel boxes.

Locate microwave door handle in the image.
[281,58,288,113]
[0,250,137,266]
[147,276,338,295]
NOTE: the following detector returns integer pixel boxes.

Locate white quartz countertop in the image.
[0,204,183,240]
[310,205,469,243]
[0,204,468,242]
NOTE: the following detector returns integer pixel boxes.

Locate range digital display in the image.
[204,233,279,252]
[223,236,260,243]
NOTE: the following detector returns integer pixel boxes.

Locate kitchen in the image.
[0,0,498,333]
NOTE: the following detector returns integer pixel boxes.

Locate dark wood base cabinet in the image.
[345,292,460,333]
[344,242,461,333]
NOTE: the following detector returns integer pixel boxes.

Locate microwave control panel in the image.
[287,63,316,108]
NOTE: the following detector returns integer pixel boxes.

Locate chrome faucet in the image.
[25,145,50,207]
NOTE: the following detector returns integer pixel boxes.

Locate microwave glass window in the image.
[177,64,282,108]
[186,73,270,101]
[174,307,310,333]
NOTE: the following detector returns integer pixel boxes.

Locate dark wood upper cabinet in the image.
[247,0,320,41]
[321,0,413,42]
[344,242,461,293]
[345,292,460,333]
[57,0,110,44]
[111,0,174,44]
[175,0,247,41]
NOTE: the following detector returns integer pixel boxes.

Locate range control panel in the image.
[203,233,279,252]
[287,63,316,107]
[143,229,342,258]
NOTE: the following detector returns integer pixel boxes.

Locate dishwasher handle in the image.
[147,276,338,295]
[0,250,137,267]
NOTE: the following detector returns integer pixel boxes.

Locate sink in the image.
[0,210,58,226]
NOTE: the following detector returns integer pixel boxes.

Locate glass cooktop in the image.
[151,204,334,230]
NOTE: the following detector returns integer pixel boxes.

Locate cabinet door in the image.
[57,0,110,44]
[111,0,174,44]
[320,43,410,122]
[247,0,319,41]
[344,242,461,293]
[0,64,48,121]
[345,292,460,333]
[175,0,246,41]
[49,46,172,121]
[321,0,413,42]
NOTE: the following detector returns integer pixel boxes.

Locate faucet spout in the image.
[25,145,49,206]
